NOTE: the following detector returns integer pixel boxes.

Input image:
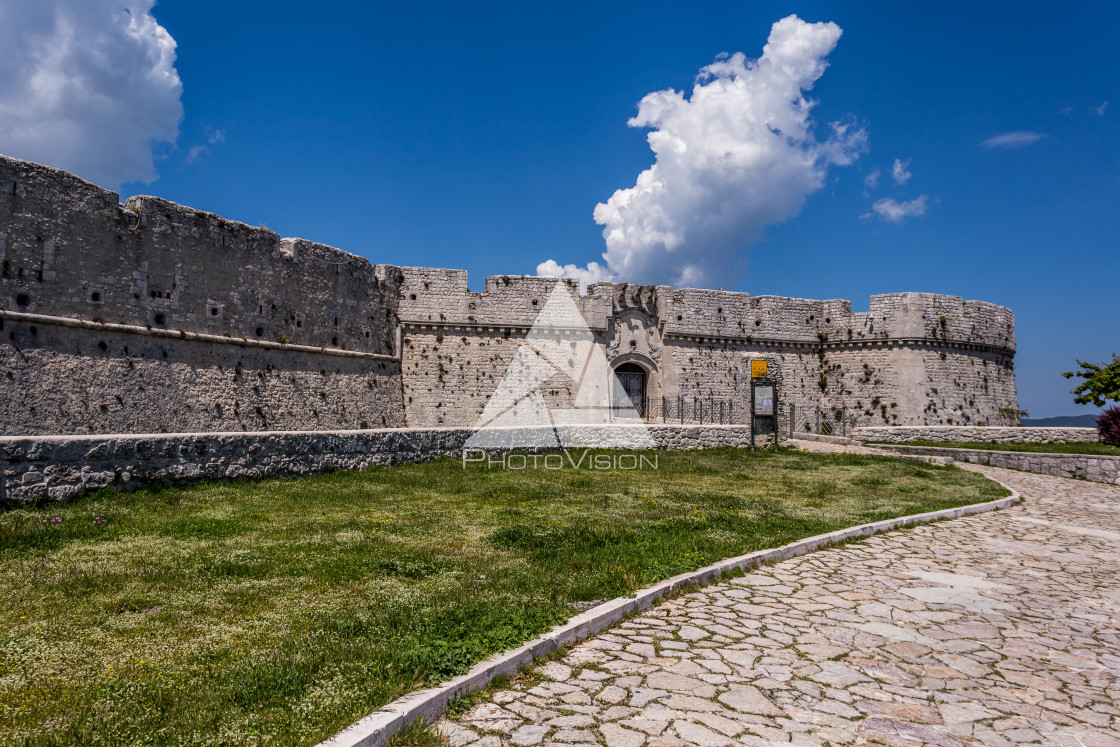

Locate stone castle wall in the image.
[1,155,1020,438]
[1,156,404,434]
[397,269,1019,433]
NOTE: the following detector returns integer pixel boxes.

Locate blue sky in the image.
[3,1,1117,418]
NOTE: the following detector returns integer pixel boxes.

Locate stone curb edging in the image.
[317,483,1021,747]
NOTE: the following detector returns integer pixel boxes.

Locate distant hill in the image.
[1021,414,1100,427]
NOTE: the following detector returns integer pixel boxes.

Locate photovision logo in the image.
[461,283,658,469]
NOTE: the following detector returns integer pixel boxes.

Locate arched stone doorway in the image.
[614,362,647,414]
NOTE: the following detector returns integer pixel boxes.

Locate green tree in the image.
[1062,354,1120,407]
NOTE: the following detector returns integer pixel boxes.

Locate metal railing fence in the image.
[789,403,878,438]
[616,396,746,425]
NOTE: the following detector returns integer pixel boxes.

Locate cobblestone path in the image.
[438,465,1120,747]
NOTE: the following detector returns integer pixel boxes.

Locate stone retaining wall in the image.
[873,443,1119,484]
[854,425,1098,444]
[0,425,756,502]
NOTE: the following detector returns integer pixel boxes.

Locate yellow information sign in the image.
[751,360,767,379]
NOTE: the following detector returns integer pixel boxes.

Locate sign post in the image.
[749,359,779,452]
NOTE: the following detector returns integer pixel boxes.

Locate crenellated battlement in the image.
[397,267,1015,354]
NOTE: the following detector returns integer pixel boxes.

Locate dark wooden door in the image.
[615,363,646,412]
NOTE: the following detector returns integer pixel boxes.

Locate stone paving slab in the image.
[438,463,1120,747]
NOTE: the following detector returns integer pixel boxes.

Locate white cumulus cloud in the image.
[869,195,928,222]
[891,158,912,184]
[864,168,881,190]
[981,131,1045,149]
[537,15,864,289]
[0,0,183,188]
[536,259,615,293]
[185,145,209,164]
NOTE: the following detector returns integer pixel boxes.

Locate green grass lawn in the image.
[0,447,1008,746]
[870,440,1120,456]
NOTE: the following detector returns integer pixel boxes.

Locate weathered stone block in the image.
[84,441,136,460]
